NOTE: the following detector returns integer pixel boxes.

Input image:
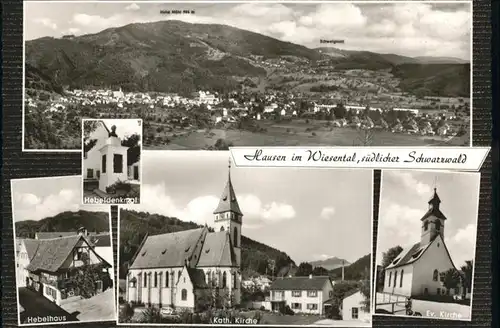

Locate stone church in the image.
[125,161,242,310]
[383,188,467,297]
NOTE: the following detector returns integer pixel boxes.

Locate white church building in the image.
[383,188,466,298]
[125,161,242,310]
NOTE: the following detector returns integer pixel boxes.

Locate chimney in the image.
[309,274,312,279]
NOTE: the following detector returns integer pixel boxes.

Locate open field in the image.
[147,120,452,150]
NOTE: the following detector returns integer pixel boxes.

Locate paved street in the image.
[18,287,79,324]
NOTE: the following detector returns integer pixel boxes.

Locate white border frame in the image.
[11,175,118,326]
[21,0,474,152]
[81,118,144,206]
[116,153,374,327]
[372,169,480,322]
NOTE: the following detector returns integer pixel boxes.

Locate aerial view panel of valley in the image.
[24,1,472,150]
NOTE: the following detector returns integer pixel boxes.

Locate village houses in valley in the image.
[383,188,470,298]
[125,160,242,310]
[16,227,113,306]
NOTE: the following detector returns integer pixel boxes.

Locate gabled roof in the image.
[129,228,206,269]
[22,239,42,261]
[197,231,236,267]
[385,241,431,270]
[186,267,209,289]
[213,171,243,215]
[27,235,84,273]
[343,288,361,300]
[270,276,331,291]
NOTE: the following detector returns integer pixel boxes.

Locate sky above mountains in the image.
[25,1,472,60]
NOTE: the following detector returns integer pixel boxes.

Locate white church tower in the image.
[420,188,447,245]
[213,158,243,267]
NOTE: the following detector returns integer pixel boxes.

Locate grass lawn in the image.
[260,312,321,325]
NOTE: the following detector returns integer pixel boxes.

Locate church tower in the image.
[213,158,243,267]
[420,188,447,244]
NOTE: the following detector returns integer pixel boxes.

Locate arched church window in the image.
[435,220,441,231]
[181,289,187,301]
[220,227,225,232]
[233,272,237,289]
[388,272,392,287]
[433,269,439,281]
[234,227,238,247]
[222,272,227,288]
[143,272,147,287]
[154,272,158,287]
[400,270,404,287]
[212,271,216,287]
[393,271,398,287]
[424,221,429,231]
[165,271,169,287]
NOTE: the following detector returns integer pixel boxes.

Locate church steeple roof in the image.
[428,188,441,208]
[421,187,446,221]
[213,158,243,215]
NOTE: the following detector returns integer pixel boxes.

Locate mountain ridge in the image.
[25,20,470,97]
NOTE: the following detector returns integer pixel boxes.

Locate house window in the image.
[87,169,94,179]
[95,280,103,292]
[181,289,187,301]
[307,291,317,297]
[102,155,107,173]
[307,303,318,310]
[352,307,359,319]
[292,291,302,297]
[291,303,301,310]
[433,270,439,281]
[165,272,169,287]
[400,270,404,287]
[74,248,83,261]
[113,154,123,173]
[143,272,147,287]
[154,272,158,287]
[388,272,392,287]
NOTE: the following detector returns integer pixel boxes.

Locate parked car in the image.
[160,307,175,316]
[453,294,463,301]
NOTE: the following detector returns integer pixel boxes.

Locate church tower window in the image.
[435,220,441,231]
[433,269,439,281]
[234,227,238,247]
[424,221,429,231]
